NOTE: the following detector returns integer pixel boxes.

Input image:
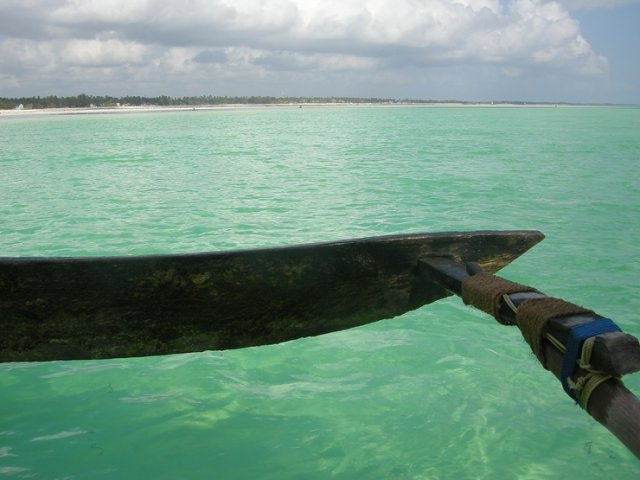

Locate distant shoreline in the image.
[1,101,633,118]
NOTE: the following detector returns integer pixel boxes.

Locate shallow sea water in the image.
[1,105,639,478]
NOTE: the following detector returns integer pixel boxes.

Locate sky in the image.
[0,0,638,104]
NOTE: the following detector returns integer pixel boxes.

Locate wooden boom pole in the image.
[419,257,640,459]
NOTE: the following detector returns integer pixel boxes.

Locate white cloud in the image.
[0,74,20,89]
[61,39,149,67]
[156,47,200,74]
[491,0,608,73]
[0,39,57,72]
[53,0,152,24]
[35,1,606,71]
[0,0,613,99]
[254,50,380,72]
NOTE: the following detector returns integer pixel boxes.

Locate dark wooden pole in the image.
[543,341,640,457]
[419,257,640,459]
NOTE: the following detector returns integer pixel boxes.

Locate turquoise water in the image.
[1,106,639,478]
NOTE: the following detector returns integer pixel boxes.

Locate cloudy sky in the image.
[0,0,638,104]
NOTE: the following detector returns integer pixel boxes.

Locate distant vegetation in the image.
[0,94,560,110]
[0,95,393,110]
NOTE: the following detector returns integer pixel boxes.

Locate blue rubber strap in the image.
[560,318,621,401]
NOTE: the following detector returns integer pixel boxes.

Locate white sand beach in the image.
[0,103,311,117]
[0,101,578,118]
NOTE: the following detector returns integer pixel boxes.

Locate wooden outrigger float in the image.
[1,230,639,458]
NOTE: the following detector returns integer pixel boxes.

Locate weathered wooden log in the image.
[0,230,544,361]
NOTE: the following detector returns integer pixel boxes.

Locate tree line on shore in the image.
[0,94,558,110]
[0,94,414,110]
[0,94,586,110]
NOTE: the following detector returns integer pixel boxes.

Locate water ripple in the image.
[1,107,639,478]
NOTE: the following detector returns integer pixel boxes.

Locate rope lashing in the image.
[560,318,621,406]
[461,272,538,325]
[516,297,593,368]
[570,371,615,410]
[516,298,622,409]
[461,273,625,409]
